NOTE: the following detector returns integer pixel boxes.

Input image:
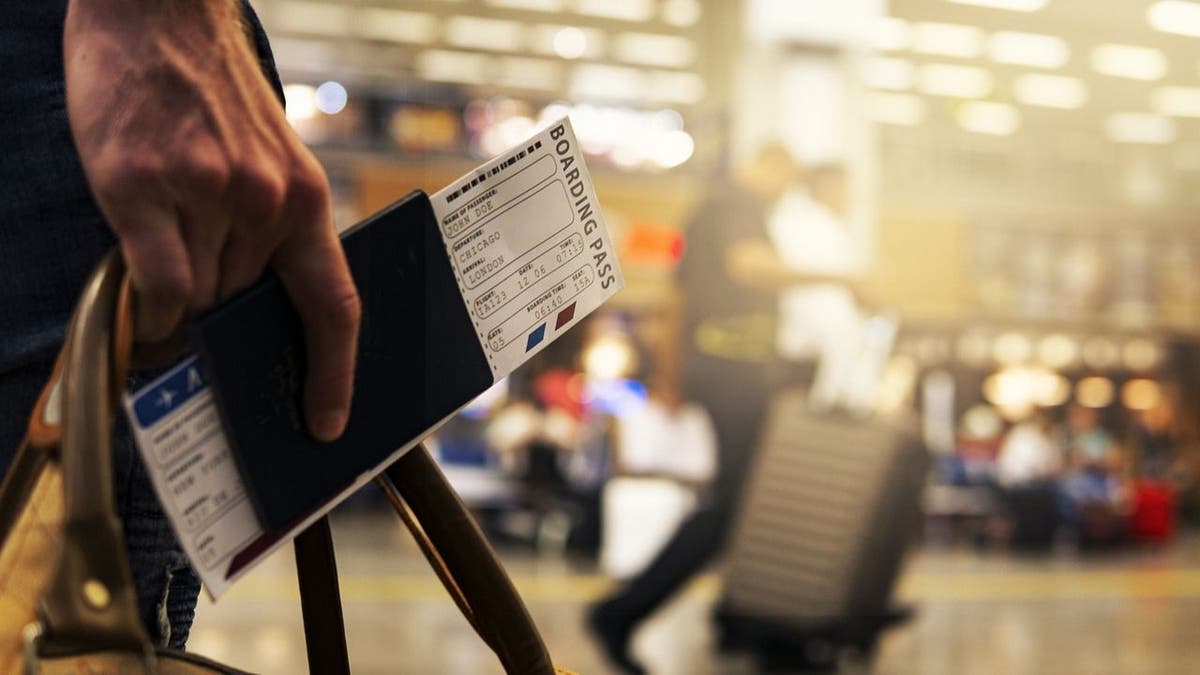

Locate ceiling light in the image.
[1014,73,1088,109]
[1092,44,1168,81]
[948,0,1048,10]
[1148,1,1200,37]
[1106,112,1176,144]
[988,31,1069,69]
[872,17,912,51]
[919,63,993,98]
[1152,85,1200,117]
[864,92,926,126]
[863,57,916,91]
[913,22,984,59]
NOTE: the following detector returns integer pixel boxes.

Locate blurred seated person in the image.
[1057,404,1127,529]
[996,413,1064,548]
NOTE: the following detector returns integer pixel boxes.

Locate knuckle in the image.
[177,155,231,196]
[231,163,287,222]
[95,152,163,197]
[288,163,331,212]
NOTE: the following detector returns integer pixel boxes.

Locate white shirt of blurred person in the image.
[765,164,878,414]
[996,415,1063,487]
[616,399,717,489]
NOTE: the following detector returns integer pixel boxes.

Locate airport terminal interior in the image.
[176,0,1200,672]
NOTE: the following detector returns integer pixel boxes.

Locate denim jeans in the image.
[0,0,282,650]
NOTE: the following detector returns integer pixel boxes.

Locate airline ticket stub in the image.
[431,117,623,378]
[122,117,622,598]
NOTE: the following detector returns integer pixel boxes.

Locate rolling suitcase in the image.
[717,389,928,671]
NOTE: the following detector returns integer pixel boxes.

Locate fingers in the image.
[109,200,193,343]
[217,162,288,300]
[271,162,360,442]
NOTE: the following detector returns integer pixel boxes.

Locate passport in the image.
[191,190,492,531]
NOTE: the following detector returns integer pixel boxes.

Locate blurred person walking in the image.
[587,144,860,674]
[1,0,359,648]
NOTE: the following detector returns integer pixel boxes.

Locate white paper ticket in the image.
[431,117,623,379]
[122,117,622,598]
[124,357,265,598]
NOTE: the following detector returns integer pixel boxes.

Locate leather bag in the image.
[0,252,572,674]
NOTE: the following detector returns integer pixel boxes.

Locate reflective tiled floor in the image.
[189,512,1200,674]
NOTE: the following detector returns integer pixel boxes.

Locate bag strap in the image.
[33,251,152,652]
[381,447,556,675]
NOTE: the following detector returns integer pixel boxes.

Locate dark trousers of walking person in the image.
[589,361,770,674]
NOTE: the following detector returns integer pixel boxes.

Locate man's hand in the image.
[64,0,360,441]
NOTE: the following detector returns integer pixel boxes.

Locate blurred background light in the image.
[553,26,589,60]
[1147,1,1200,37]
[913,22,985,59]
[1076,376,1116,408]
[314,81,347,115]
[1091,44,1168,80]
[1121,378,1164,410]
[283,83,317,123]
[583,333,639,381]
[1037,334,1080,369]
[987,31,1070,69]
[1014,73,1088,109]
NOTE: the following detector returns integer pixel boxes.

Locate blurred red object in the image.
[533,368,585,419]
[1130,479,1175,542]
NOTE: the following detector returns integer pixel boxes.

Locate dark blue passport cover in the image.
[191,190,493,532]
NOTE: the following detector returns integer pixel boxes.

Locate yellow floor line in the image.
[212,569,1200,605]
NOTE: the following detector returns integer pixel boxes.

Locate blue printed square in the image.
[526,324,547,352]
